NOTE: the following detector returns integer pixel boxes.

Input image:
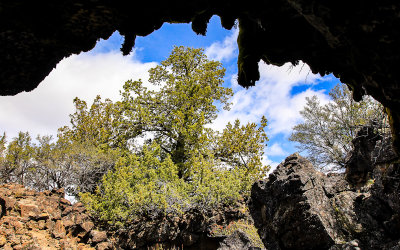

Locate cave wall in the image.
[1,0,400,148]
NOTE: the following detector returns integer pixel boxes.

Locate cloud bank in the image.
[213,62,330,135]
[0,51,156,140]
[210,61,331,169]
[205,29,239,62]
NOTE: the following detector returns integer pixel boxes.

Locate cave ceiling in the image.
[1,0,400,149]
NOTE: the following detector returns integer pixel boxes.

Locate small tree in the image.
[59,95,125,150]
[0,132,34,185]
[215,118,269,191]
[0,131,118,196]
[0,133,9,183]
[119,46,233,178]
[290,83,389,170]
[81,143,188,225]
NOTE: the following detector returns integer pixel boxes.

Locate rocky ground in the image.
[0,184,262,249]
[0,184,111,249]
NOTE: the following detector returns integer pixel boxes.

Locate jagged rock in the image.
[115,205,251,249]
[52,220,66,239]
[329,239,361,250]
[250,151,400,250]
[90,230,107,243]
[96,241,113,250]
[18,202,40,219]
[250,153,343,249]
[0,197,4,218]
[81,221,95,232]
[218,230,256,250]
[0,235,7,246]
[0,183,260,249]
[345,126,398,186]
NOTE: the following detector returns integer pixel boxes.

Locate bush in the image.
[209,219,264,248]
[80,143,253,226]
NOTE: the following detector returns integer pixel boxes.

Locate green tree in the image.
[81,143,188,225]
[290,83,389,170]
[215,118,269,191]
[80,46,270,225]
[119,46,233,178]
[59,95,125,150]
[0,133,9,183]
[1,132,34,185]
[0,130,118,196]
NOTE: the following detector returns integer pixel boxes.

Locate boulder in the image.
[218,230,257,250]
[250,151,400,249]
[18,202,40,219]
[52,220,66,239]
[345,125,398,186]
[90,230,107,243]
[250,153,343,249]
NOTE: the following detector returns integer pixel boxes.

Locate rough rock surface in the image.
[0,183,261,249]
[345,125,398,186]
[250,151,400,250]
[113,204,261,249]
[218,230,257,250]
[1,1,400,153]
[0,184,112,249]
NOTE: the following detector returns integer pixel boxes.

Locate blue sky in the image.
[0,16,341,169]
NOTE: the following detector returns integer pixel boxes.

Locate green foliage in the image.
[119,46,233,178]
[215,118,269,193]
[290,83,389,170]
[80,46,269,226]
[1,46,269,229]
[0,95,124,194]
[58,95,125,150]
[1,132,34,185]
[81,142,258,225]
[0,131,118,195]
[185,150,242,206]
[209,219,264,248]
[81,143,187,225]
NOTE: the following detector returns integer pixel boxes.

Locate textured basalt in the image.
[250,153,400,250]
[1,1,400,149]
[250,128,400,249]
[0,183,259,249]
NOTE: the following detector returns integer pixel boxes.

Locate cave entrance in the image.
[0,15,341,168]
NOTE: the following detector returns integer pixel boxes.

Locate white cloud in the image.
[262,155,280,175]
[0,50,156,140]
[266,143,288,157]
[205,29,238,62]
[212,61,331,136]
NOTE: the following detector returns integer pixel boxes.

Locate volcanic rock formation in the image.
[0,183,261,249]
[250,133,400,249]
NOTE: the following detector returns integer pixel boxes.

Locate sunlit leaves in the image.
[290,83,388,170]
[80,47,270,225]
[119,46,234,178]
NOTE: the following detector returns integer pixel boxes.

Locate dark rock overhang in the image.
[1,0,400,149]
